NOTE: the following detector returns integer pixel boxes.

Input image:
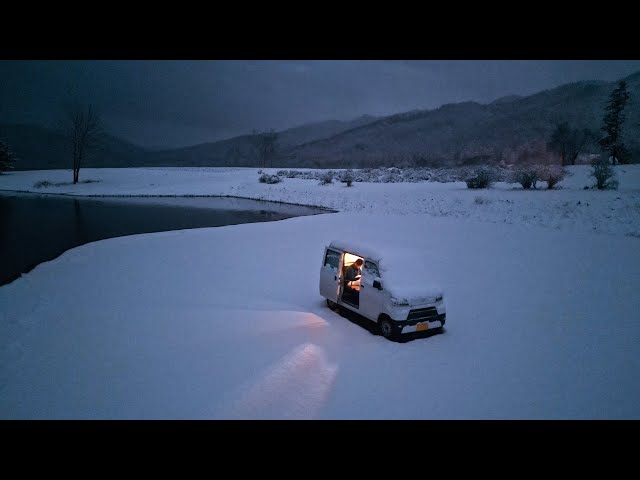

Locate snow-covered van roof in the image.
[328,239,443,302]
[328,240,384,263]
[328,239,426,267]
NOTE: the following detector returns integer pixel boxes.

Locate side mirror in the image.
[373,279,382,290]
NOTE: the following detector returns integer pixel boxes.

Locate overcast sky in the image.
[2,60,640,149]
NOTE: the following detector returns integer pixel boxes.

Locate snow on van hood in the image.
[377,248,443,306]
[381,277,443,306]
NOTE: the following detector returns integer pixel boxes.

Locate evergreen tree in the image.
[599,80,630,165]
[0,140,16,173]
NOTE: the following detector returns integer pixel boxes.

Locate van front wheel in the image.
[326,299,338,310]
[379,318,396,339]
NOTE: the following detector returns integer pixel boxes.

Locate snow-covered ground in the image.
[1,166,639,419]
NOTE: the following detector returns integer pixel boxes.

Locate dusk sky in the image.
[2,60,640,149]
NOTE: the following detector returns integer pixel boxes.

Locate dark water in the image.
[0,193,331,286]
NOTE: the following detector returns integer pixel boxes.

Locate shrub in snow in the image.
[259,173,282,184]
[319,171,333,185]
[406,169,432,182]
[339,169,354,187]
[33,179,99,188]
[465,168,494,189]
[537,165,566,189]
[257,169,263,174]
[591,157,618,190]
[280,170,304,179]
[271,166,514,185]
[474,196,491,205]
[510,166,539,189]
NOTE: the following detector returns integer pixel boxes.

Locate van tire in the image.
[379,317,396,339]
[326,299,338,310]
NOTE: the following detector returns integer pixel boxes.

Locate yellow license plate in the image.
[416,322,429,331]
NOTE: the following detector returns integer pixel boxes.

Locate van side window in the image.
[364,260,380,278]
[324,249,341,271]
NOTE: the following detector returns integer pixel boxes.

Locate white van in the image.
[319,240,446,339]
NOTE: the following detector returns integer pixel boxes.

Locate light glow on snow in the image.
[216,343,338,420]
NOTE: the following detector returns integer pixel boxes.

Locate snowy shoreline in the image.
[0,189,339,212]
[2,165,640,237]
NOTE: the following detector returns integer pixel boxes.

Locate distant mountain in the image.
[490,94,523,105]
[148,114,381,168]
[278,115,378,146]
[3,114,380,170]
[4,72,640,170]
[281,73,640,168]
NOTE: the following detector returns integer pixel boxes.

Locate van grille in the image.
[407,307,438,322]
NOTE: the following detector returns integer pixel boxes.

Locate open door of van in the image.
[320,247,342,304]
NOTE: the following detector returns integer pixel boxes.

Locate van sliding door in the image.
[320,248,342,303]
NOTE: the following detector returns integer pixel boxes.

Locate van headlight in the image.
[436,295,443,302]
[391,297,409,307]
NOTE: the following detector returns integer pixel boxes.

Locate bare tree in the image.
[65,103,102,184]
[252,129,278,168]
[547,122,592,166]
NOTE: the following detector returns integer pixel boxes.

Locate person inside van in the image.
[344,258,363,291]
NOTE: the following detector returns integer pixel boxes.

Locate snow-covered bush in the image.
[269,166,512,185]
[591,157,618,190]
[277,170,300,179]
[474,196,491,205]
[33,179,99,188]
[465,168,494,189]
[259,173,282,184]
[510,166,539,189]
[319,171,333,185]
[339,169,354,187]
[537,165,566,189]
[404,169,432,182]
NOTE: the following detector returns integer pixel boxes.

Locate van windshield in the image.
[363,260,380,278]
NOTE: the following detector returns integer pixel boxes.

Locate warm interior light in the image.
[343,252,363,266]
[343,252,363,291]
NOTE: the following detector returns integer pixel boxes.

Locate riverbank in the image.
[2,165,640,237]
[0,193,328,286]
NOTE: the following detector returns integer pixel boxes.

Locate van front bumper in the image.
[397,312,446,334]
